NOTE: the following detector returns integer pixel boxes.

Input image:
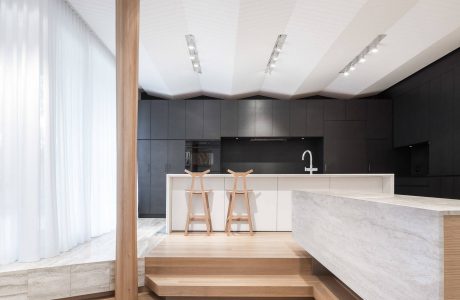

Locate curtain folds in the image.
[0,0,116,264]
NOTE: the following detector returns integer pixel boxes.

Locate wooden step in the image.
[145,274,319,298]
[146,257,312,275]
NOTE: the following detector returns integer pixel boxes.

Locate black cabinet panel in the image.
[430,136,453,175]
[138,100,150,139]
[272,101,290,137]
[167,140,185,173]
[289,100,307,136]
[238,100,256,137]
[453,68,460,174]
[367,99,392,139]
[203,100,221,139]
[306,100,324,136]
[137,140,150,215]
[150,101,168,139]
[324,100,346,120]
[367,139,393,173]
[324,121,366,139]
[168,101,186,139]
[324,138,368,173]
[255,100,273,136]
[186,100,204,139]
[346,100,367,120]
[221,100,238,137]
[150,140,167,216]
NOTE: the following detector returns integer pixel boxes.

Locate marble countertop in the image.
[167,173,394,178]
[297,190,460,215]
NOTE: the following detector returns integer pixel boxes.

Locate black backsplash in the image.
[221,137,323,174]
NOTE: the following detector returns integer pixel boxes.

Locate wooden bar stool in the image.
[184,169,212,235]
[225,169,254,235]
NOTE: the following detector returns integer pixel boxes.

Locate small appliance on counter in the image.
[185,140,221,173]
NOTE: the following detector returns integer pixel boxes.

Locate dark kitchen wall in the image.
[137,97,393,217]
[381,47,460,199]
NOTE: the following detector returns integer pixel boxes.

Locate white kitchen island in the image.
[166,173,394,233]
[292,191,460,300]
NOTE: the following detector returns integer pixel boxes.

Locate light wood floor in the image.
[147,232,310,259]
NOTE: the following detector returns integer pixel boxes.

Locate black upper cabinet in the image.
[325,121,366,139]
[186,100,204,140]
[168,100,186,139]
[272,101,290,137]
[255,100,273,137]
[150,101,168,139]
[306,100,324,137]
[346,100,367,120]
[138,100,151,139]
[453,68,460,174]
[221,100,238,137]
[203,100,221,139]
[367,99,392,139]
[238,100,256,137]
[324,100,346,120]
[289,100,307,136]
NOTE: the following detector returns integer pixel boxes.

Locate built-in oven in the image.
[185,140,221,173]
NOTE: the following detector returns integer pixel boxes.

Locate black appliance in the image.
[185,140,221,173]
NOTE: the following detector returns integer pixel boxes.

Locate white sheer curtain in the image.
[0,0,116,264]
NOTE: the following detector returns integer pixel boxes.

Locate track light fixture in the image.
[339,34,386,77]
[265,34,287,74]
[185,34,201,73]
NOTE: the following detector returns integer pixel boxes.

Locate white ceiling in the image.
[69,0,460,99]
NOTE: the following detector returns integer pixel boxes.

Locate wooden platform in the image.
[144,233,360,299]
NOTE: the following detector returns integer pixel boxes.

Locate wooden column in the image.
[115,0,139,299]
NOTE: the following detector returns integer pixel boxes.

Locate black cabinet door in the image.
[238,100,256,137]
[150,140,168,217]
[324,138,368,173]
[367,99,392,139]
[203,100,221,139]
[221,100,238,137]
[255,100,272,136]
[346,99,367,120]
[289,100,307,136]
[186,100,204,139]
[453,68,460,174]
[367,139,394,173]
[168,100,186,139]
[324,100,346,120]
[137,140,150,216]
[272,100,290,137]
[167,140,185,173]
[150,101,168,139]
[306,100,324,136]
[138,100,150,139]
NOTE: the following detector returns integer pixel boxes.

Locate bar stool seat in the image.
[186,190,212,194]
[226,189,253,194]
[184,169,212,235]
[225,169,254,235]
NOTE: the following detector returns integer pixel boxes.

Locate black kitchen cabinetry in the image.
[137,97,394,216]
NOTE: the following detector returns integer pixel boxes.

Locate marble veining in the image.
[292,191,445,300]
[0,219,165,299]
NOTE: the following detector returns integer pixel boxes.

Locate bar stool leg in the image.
[244,191,254,235]
[185,193,193,236]
[205,193,213,232]
[202,193,211,235]
[226,193,236,235]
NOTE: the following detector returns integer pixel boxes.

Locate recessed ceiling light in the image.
[265,34,287,74]
[339,34,386,77]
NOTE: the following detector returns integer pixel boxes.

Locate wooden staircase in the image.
[144,233,359,299]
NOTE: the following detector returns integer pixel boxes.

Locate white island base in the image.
[166,174,394,233]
